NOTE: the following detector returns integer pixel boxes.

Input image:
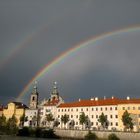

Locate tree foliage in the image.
[6,115,18,135]
[79,112,88,129]
[46,113,54,122]
[0,114,6,128]
[122,110,133,131]
[85,131,98,140]
[108,133,120,140]
[98,112,108,129]
[20,113,25,127]
[61,114,69,127]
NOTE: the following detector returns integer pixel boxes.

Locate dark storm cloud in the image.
[0,0,140,104]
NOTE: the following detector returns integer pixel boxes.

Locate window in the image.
[96,108,98,111]
[86,108,88,111]
[110,115,112,119]
[105,107,107,111]
[115,107,117,110]
[133,107,135,110]
[116,122,118,126]
[71,109,73,111]
[32,96,35,101]
[76,122,78,125]
[110,122,113,126]
[96,122,98,126]
[138,114,140,118]
[68,109,70,112]
[62,109,63,112]
[92,108,94,111]
[138,107,140,110]
[76,115,78,118]
[71,115,73,118]
[110,107,112,110]
[92,115,94,118]
[65,109,66,112]
[91,122,94,126]
[58,109,60,112]
[128,107,130,110]
[76,109,78,112]
[58,115,60,118]
[96,115,98,118]
[115,115,118,118]
[122,107,125,110]
[81,108,83,111]
[100,107,102,111]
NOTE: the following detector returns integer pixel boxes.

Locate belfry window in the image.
[32,96,35,101]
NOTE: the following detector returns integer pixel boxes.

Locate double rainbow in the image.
[16,25,140,101]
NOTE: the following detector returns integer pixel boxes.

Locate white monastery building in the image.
[23,81,140,132]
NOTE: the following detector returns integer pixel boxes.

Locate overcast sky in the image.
[0,0,140,105]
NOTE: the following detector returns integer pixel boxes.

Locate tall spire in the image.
[51,81,59,95]
[33,80,38,94]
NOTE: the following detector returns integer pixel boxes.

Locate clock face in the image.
[54,81,57,85]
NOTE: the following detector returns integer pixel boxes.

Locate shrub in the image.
[85,131,98,140]
[42,129,59,138]
[108,133,120,140]
[17,127,30,136]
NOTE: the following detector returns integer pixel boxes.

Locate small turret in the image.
[29,81,39,109]
[50,81,59,101]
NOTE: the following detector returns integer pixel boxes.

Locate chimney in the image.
[112,96,114,99]
[104,96,106,100]
[79,98,81,102]
[95,97,98,101]
[127,96,130,100]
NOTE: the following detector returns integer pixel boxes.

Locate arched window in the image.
[32,96,35,101]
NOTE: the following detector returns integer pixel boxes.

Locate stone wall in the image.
[55,129,140,140]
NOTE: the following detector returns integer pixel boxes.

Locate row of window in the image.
[74,122,118,126]
[58,107,117,112]
[122,106,140,110]
[58,114,118,119]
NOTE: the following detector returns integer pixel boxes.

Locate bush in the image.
[108,133,120,140]
[17,127,30,136]
[85,131,98,140]
[35,127,42,137]
[42,129,59,138]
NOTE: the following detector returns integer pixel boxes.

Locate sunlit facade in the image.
[3,102,27,125]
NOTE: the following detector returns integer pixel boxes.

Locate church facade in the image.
[23,81,140,132]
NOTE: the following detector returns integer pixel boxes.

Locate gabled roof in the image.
[11,102,28,109]
[58,98,140,108]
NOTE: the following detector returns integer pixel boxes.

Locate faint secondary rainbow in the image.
[16,25,140,101]
[0,25,47,70]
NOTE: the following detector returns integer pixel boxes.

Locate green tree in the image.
[85,131,98,140]
[108,133,120,140]
[46,113,54,128]
[98,112,108,129]
[61,114,69,129]
[0,114,7,134]
[53,119,60,128]
[79,112,88,129]
[32,115,37,127]
[122,110,134,131]
[19,113,25,128]
[6,115,18,135]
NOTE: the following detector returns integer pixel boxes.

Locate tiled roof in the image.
[58,98,140,108]
[44,99,59,106]
[12,102,28,109]
[0,108,3,111]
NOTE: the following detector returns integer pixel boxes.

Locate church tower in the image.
[29,81,39,109]
[50,81,59,101]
